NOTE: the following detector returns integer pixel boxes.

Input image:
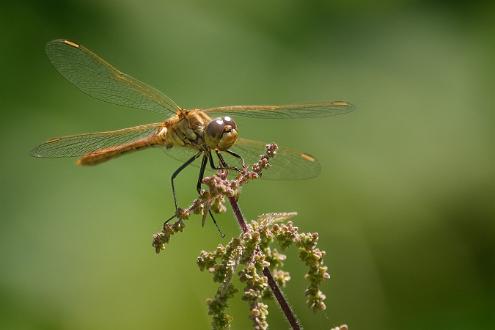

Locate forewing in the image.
[31,123,161,158]
[46,39,179,114]
[227,138,321,180]
[202,101,353,119]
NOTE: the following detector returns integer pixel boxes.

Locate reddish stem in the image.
[228,196,302,330]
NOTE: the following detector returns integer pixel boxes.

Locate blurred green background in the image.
[1,1,494,329]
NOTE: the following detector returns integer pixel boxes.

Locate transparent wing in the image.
[46,39,179,114]
[161,139,321,180]
[202,100,353,119]
[31,123,161,158]
[161,145,202,166]
[227,138,321,180]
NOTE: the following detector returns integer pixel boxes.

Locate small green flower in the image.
[197,212,331,328]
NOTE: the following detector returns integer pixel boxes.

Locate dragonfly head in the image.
[205,116,238,150]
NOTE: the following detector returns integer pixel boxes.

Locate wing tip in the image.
[30,146,43,158]
[45,39,80,57]
[47,39,80,47]
[332,100,355,112]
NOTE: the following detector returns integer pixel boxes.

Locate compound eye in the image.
[222,116,237,130]
[205,117,239,150]
[206,118,226,140]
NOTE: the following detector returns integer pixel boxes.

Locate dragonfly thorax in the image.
[205,116,238,151]
[162,110,238,151]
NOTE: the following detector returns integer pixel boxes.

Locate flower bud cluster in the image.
[197,212,330,329]
[151,219,185,253]
[198,238,244,330]
[271,222,331,312]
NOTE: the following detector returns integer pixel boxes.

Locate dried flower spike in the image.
[198,212,331,329]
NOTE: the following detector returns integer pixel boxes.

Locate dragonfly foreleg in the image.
[208,151,222,170]
[215,150,241,172]
[224,149,245,168]
[208,150,240,172]
[196,153,225,237]
[196,154,208,193]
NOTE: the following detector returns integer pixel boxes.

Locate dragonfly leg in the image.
[170,150,202,213]
[225,149,246,168]
[164,213,177,224]
[208,151,223,170]
[209,210,225,238]
[215,150,241,172]
[208,150,239,172]
[196,154,208,193]
[197,152,225,237]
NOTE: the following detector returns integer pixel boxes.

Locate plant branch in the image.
[228,196,302,330]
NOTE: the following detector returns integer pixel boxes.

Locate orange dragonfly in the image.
[32,39,353,218]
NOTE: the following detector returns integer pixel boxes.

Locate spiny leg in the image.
[208,150,236,171]
[225,149,245,168]
[196,154,208,193]
[196,152,224,237]
[208,150,224,170]
[216,150,229,168]
[195,154,209,225]
[205,149,235,171]
[216,150,245,173]
[206,152,231,237]
[165,151,202,223]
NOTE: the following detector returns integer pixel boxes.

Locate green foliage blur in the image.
[1,1,494,329]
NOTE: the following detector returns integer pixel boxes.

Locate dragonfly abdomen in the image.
[77,137,159,166]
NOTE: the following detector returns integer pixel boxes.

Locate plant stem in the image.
[228,196,302,330]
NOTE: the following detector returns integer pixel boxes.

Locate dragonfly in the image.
[31,39,353,222]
